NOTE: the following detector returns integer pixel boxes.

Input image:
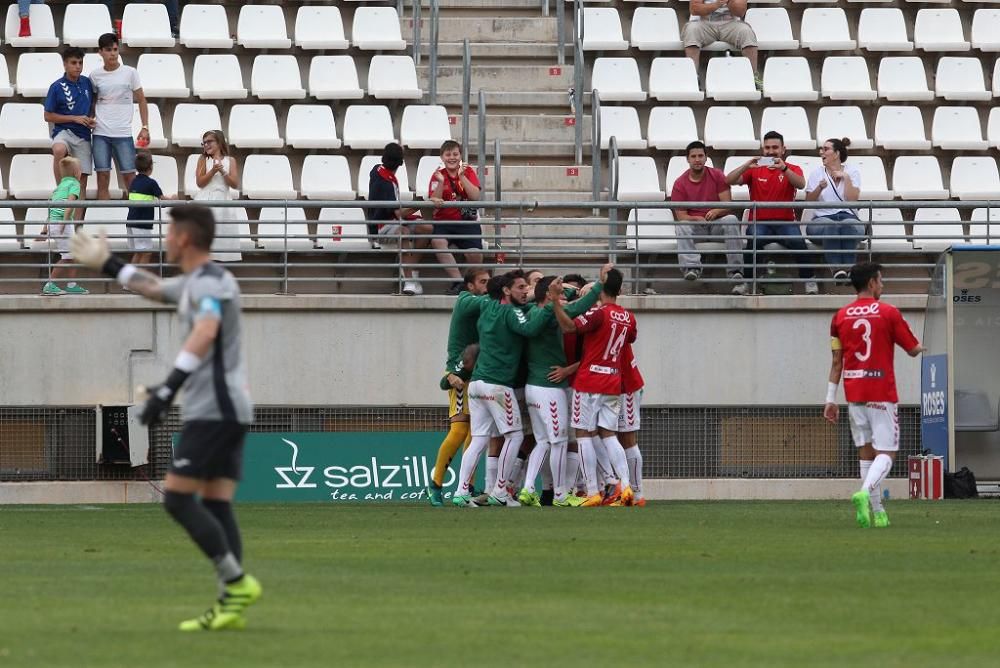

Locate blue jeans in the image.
[806,216,865,270]
[18,0,44,17]
[745,223,815,279]
[93,135,136,173]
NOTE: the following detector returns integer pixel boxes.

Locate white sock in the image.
[458,436,489,496]
[592,437,616,485]
[550,440,569,499]
[486,456,499,493]
[602,435,630,488]
[493,431,525,497]
[510,456,525,490]
[524,442,550,494]
[862,454,893,498]
[626,445,643,495]
[859,459,883,511]
[577,437,599,495]
[565,450,581,496]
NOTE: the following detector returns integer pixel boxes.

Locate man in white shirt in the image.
[91,32,150,200]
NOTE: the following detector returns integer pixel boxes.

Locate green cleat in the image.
[553,494,584,507]
[41,281,64,296]
[851,491,873,528]
[62,282,89,295]
[179,574,260,632]
[427,482,444,507]
[452,494,476,507]
[517,488,541,507]
[873,510,890,528]
[179,602,245,631]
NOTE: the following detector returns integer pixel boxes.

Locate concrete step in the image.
[406,16,559,44]
[407,0,551,9]
[481,165,593,192]
[494,190,607,204]
[431,42,566,59]
[452,113,590,158]
[418,64,574,95]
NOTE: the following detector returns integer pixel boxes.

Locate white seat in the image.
[184,154,239,198]
[15,52,62,97]
[85,163,123,200]
[626,209,677,251]
[295,6,349,50]
[237,5,290,49]
[256,208,312,251]
[599,106,646,150]
[989,107,1000,147]
[648,58,703,101]
[84,207,130,250]
[400,105,450,149]
[800,9,856,50]
[5,4,58,47]
[936,57,991,101]
[25,208,54,250]
[950,157,1000,199]
[342,105,396,149]
[151,155,178,198]
[760,107,815,150]
[932,107,988,150]
[762,57,818,101]
[858,9,913,51]
[192,55,247,99]
[994,60,1000,98]
[666,156,715,196]
[861,209,909,250]
[821,57,876,100]
[358,156,411,200]
[228,105,283,149]
[630,8,682,50]
[616,157,664,201]
[851,157,893,200]
[301,155,355,200]
[647,107,698,150]
[970,209,1000,245]
[180,4,232,49]
[136,53,189,98]
[745,9,798,50]
[251,55,306,100]
[971,10,1000,52]
[705,57,761,101]
[786,155,822,199]
[582,8,628,50]
[0,209,19,250]
[367,56,422,100]
[63,3,112,47]
[914,9,970,51]
[591,58,646,102]
[874,106,931,150]
[285,105,341,150]
[815,106,874,149]
[131,102,167,150]
[704,107,758,149]
[414,156,443,199]
[723,156,755,200]
[912,208,966,250]
[352,7,406,50]
[877,57,934,101]
[892,156,950,199]
[171,104,222,148]
[0,58,13,97]
[309,56,364,100]
[10,155,55,198]
[121,3,175,48]
[0,103,50,148]
[317,209,370,249]
[242,155,296,199]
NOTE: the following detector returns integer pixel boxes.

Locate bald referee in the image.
[71,205,260,631]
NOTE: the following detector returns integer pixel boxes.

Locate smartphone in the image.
[757,157,775,167]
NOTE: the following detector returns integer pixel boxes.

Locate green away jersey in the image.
[525,283,602,388]
[444,291,488,376]
[470,298,548,387]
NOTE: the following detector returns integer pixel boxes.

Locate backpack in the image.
[944,467,979,499]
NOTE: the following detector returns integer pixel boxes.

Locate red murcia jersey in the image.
[620,343,644,394]
[572,303,638,395]
[830,297,920,404]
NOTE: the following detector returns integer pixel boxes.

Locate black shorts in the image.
[433,222,483,251]
[171,420,248,480]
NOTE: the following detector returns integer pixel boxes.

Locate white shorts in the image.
[47,222,74,260]
[571,390,621,432]
[848,402,899,452]
[526,384,568,445]
[126,226,157,251]
[514,387,533,436]
[618,389,642,433]
[468,380,522,438]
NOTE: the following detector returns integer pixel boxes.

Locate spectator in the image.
[671,141,746,294]
[806,138,863,283]
[194,130,241,262]
[367,142,433,296]
[17,0,45,38]
[430,140,483,296]
[726,130,819,295]
[43,47,95,200]
[683,0,760,88]
[126,151,166,270]
[38,157,88,295]
[91,32,150,200]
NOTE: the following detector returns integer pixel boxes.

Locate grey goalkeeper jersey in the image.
[161,262,254,424]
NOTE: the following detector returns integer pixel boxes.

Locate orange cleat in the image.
[581,493,604,507]
[621,486,635,507]
[601,481,622,506]
[634,497,646,507]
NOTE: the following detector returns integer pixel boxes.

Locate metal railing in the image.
[476,88,487,185]
[591,88,601,203]
[461,39,472,162]
[411,0,422,64]
[572,0,584,165]
[427,0,440,102]
[556,0,566,66]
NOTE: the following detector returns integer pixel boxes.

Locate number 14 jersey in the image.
[572,303,638,395]
[830,297,919,404]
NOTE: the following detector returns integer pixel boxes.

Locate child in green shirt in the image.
[39,156,87,295]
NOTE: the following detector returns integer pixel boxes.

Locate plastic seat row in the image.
[623,7,1000,53]
[592,56,1000,102]
[6,53,423,101]
[0,102,450,151]
[5,4,405,50]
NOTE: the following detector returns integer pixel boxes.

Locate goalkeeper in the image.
[71,205,260,632]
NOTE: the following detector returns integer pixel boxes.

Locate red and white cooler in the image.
[908,455,944,499]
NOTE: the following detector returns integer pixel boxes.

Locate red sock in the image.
[18,16,30,38]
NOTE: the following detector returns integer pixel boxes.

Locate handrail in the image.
[461,38,471,162]
[591,88,601,203]
[573,0,584,165]
[607,134,620,263]
[493,138,503,262]
[428,0,440,104]
[556,0,565,66]
[542,0,549,16]
[412,0,422,65]
[477,88,486,184]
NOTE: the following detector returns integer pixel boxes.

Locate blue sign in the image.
[920,354,949,467]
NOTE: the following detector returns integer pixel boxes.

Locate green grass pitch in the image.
[3,500,1000,667]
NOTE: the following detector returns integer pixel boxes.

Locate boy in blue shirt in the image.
[127,151,167,269]
[43,47,95,198]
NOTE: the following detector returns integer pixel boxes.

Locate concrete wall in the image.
[0,294,927,407]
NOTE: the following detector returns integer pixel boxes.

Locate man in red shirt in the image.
[671,141,747,295]
[429,140,483,295]
[726,130,818,295]
[823,263,924,528]
[617,343,645,507]
[552,268,637,507]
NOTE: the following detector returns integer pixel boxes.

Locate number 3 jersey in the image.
[572,303,638,395]
[830,297,919,404]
